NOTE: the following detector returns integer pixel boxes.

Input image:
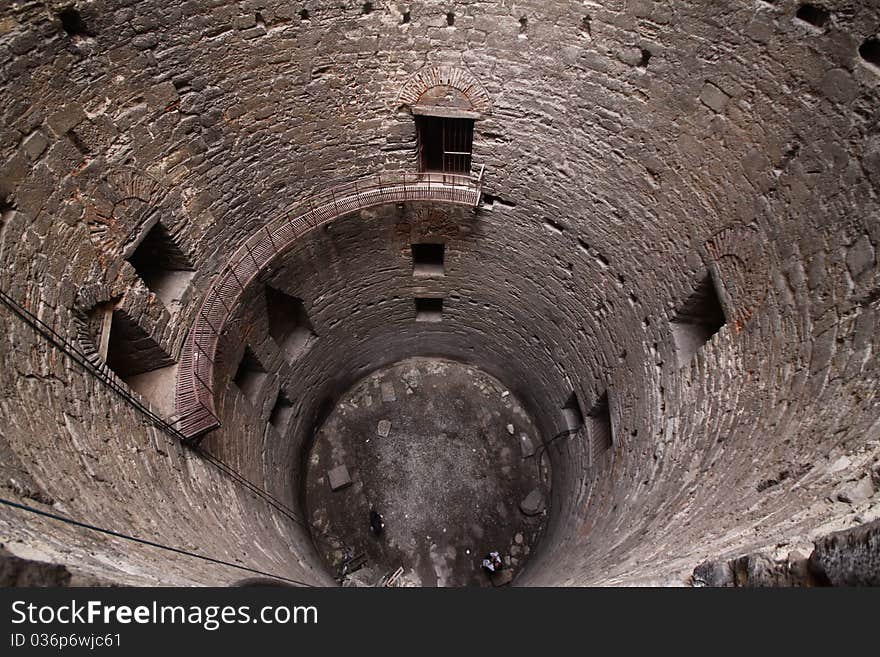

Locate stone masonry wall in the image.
[0,1,878,584]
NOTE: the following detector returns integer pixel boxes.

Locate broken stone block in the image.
[380,382,396,402]
[377,419,391,437]
[836,476,875,504]
[327,464,352,491]
[519,489,545,516]
[699,82,728,113]
[47,103,86,136]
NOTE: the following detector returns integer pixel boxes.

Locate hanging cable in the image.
[0,289,341,554]
[0,288,192,443]
[0,291,310,529]
[526,426,581,483]
[0,497,315,587]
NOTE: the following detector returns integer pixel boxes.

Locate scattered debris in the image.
[481,550,503,574]
[382,566,405,587]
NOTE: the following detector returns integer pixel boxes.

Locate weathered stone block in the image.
[328,464,352,492]
[46,104,86,137]
[699,83,728,113]
[520,489,545,516]
[836,476,875,504]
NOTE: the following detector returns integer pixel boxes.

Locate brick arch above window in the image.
[396,65,492,118]
[83,170,162,256]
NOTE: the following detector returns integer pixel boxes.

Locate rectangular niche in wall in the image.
[102,307,177,414]
[412,243,445,277]
[562,391,584,432]
[234,347,268,403]
[414,297,443,322]
[105,309,175,379]
[265,286,317,363]
[269,390,295,435]
[588,392,613,460]
[670,272,726,367]
[416,116,474,174]
[127,221,195,312]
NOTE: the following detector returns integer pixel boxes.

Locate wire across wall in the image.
[0,171,486,584]
[0,289,331,583]
[0,497,314,587]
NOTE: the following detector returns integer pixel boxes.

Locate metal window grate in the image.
[417,116,474,174]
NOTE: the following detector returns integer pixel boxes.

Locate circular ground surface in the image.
[304,357,551,587]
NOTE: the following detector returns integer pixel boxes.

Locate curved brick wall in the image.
[0,1,878,585]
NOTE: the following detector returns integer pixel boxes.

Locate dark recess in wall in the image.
[415,297,443,322]
[58,7,92,37]
[270,391,295,434]
[795,4,830,29]
[416,116,474,173]
[588,392,613,459]
[265,286,317,362]
[581,15,591,36]
[127,223,194,307]
[563,392,584,431]
[234,347,268,403]
[859,37,880,70]
[412,243,445,277]
[106,309,174,380]
[671,272,726,366]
